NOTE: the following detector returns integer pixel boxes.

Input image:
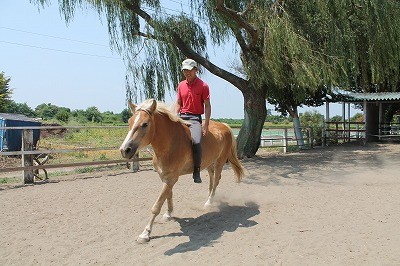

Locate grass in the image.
[0,126,131,185]
[0,177,20,184]
[39,127,128,164]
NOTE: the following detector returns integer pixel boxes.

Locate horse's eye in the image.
[142,122,148,128]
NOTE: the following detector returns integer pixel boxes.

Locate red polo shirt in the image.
[177,77,210,115]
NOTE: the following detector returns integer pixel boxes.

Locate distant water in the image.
[231,128,295,137]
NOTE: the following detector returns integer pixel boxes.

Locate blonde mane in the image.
[138,99,189,125]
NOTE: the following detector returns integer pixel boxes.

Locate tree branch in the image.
[121,0,153,24]
[215,0,259,49]
[239,0,255,17]
[231,28,249,56]
[169,31,248,90]
[121,0,248,92]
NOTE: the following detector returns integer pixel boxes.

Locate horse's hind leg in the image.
[207,164,215,196]
[204,162,223,208]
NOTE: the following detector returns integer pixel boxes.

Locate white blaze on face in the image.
[120,112,141,149]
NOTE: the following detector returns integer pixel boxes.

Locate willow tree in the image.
[295,1,400,134]
[345,1,400,136]
[31,0,400,157]
[251,1,400,144]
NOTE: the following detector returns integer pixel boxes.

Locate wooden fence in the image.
[1,125,313,185]
[0,125,151,184]
[257,127,313,152]
[323,121,365,144]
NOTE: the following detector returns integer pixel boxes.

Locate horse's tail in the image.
[227,126,244,183]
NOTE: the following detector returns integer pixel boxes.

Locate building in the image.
[0,113,41,151]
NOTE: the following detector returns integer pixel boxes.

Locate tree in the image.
[0,72,13,112]
[85,106,102,123]
[55,108,71,123]
[102,111,123,124]
[120,108,131,123]
[351,113,364,123]
[6,101,36,117]
[32,0,400,156]
[299,111,324,145]
[35,103,59,120]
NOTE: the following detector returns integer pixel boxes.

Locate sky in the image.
[0,1,359,119]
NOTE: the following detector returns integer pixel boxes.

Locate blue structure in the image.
[0,113,41,152]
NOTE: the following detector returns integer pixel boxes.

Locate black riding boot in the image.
[192,143,202,183]
[193,167,202,183]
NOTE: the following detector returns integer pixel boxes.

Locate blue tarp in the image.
[0,113,41,151]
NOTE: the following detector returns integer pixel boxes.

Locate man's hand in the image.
[202,124,209,136]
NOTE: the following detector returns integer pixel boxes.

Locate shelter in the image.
[325,92,400,142]
[0,113,41,151]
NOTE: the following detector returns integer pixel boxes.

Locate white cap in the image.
[181,59,198,71]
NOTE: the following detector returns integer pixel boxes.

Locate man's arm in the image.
[203,99,211,136]
[175,99,182,115]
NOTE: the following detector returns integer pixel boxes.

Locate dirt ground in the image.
[1,142,400,265]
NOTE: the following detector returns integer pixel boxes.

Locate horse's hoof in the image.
[137,236,150,244]
[203,202,212,210]
[160,215,172,223]
[160,213,173,223]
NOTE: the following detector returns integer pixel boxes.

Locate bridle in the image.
[135,107,153,117]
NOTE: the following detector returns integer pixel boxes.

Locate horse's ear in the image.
[128,100,136,113]
[149,99,157,114]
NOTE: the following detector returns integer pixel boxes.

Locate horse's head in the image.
[119,99,157,159]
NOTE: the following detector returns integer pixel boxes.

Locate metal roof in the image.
[0,113,40,122]
[333,92,400,102]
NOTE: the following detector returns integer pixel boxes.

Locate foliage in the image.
[101,111,122,124]
[39,126,127,164]
[85,106,102,123]
[265,114,290,124]
[55,108,70,123]
[351,113,364,123]
[30,0,400,158]
[299,111,325,145]
[120,108,131,123]
[35,103,59,120]
[0,72,13,112]
[6,101,36,117]
[330,115,342,123]
[213,118,243,127]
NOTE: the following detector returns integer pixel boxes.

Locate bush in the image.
[299,111,324,145]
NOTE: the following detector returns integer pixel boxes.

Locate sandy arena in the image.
[1,143,400,265]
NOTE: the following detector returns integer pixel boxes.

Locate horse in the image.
[119,99,244,243]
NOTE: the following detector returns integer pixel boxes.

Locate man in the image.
[175,58,211,183]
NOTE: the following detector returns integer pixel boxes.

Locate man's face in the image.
[183,68,197,82]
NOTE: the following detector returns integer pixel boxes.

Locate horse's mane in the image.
[139,99,189,125]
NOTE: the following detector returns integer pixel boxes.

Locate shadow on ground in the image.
[153,201,260,255]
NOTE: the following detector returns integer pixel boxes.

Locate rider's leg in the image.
[189,121,202,183]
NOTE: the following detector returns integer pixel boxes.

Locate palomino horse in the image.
[119,99,244,243]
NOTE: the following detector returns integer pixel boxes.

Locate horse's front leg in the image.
[137,179,177,243]
[161,187,174,222]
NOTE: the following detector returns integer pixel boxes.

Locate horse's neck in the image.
[151,113,190,157]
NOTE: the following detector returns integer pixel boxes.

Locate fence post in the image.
[130,152,140,172]
[283,128,288,153]
[309,128,313,149]
[21,129,34,184]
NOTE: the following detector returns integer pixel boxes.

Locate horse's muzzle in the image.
[119,142,138,159]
